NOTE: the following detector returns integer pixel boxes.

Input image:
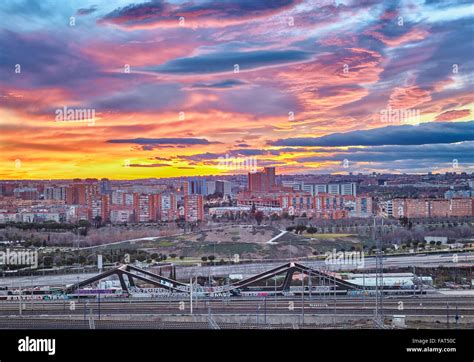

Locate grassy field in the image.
[78,225,365,260]
[308,233,355,238]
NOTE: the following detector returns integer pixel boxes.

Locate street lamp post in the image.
[301,273,305,325]
[256,303,260,325]
[446,302,450,329]
[190,276,193,315]
[309,271,312,301]
[264,297,267,325]
[98,290,101,320]
[274,276,277,306]
[213,242,216,265]
[289,239,292,260]
[333,271,337,327]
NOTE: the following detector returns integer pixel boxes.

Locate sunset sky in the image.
[0,0,473,180]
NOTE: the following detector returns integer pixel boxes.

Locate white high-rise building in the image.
[328,184,340,195]
[216,180,232,197]
[206,181,216,195]
[44,186,67,201]
[314,184,328,194]
[301,184,314,195]
[341,183,357,196]
[282,181,302,191]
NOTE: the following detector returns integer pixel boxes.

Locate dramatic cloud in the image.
[270,121,474,147]
[177,148,279,163]
[1,0,473,179]
[100,0,302,29]
[190,79,247,89]
[296,142,474,164]
[148,50,313,75]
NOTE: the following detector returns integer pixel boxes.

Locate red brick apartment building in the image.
[390,198,473,218]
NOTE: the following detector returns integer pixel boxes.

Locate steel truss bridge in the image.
[64,262,417,296]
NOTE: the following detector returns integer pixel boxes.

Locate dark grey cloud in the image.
[77,5,98,16]
[0,30,100,88]
[184,148,279,160]
[270,121,474,147]
[231,148,280,156]
[190,79,247,89]
[92,83,183,113]
[416,19,474,87]
[147,50,312,74]
[295,142,474,164]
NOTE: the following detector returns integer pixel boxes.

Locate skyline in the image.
[1,165,474,182]
[1,0,473,180]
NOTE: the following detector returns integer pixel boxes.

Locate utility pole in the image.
[374,217,384,328]
[264,297,267,325]
[190,276,193,315]
[30,277,33,312]
[333,271,336,327]
[98,290,101,320]
[363,272,366,309]
[446,303,450,329]
[413,266,416,297]
[18,285,22,317]
[256,303,260,325]
[455,304,459,327]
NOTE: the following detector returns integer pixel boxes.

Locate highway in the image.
[175,252,474,278]
[1,252,472,288]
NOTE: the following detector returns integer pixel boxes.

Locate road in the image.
[0,252,472,288]
[175,252,474,278]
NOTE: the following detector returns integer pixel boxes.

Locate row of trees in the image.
[201,255,216,263]
[286,225,318,234]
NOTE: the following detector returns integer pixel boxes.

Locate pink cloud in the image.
[435,109,471,122]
